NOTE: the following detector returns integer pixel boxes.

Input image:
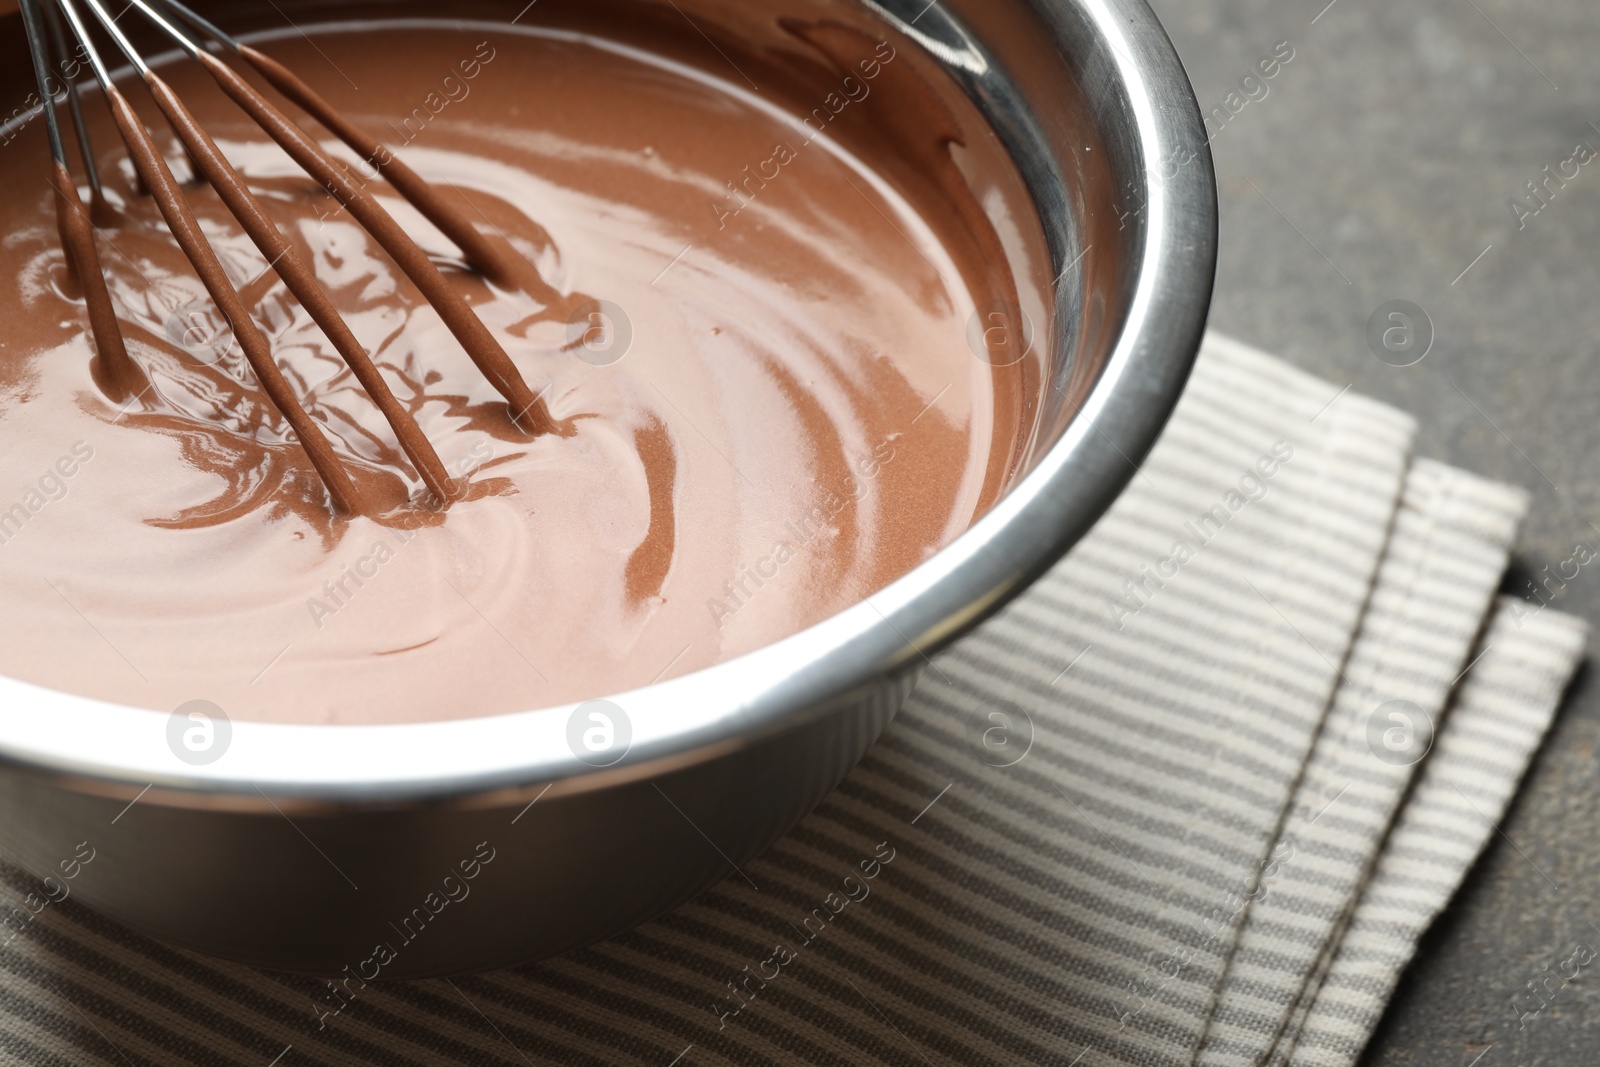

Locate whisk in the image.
[18,0,558,514]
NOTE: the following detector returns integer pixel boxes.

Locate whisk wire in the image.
[42,0,110,211]
[56,0,365,511]
[147,0,233,54]
[148,18,556,433]
[77,0,460,505]
[25,0,566,512]
[17,0,69,166]
[153,0,547,301]
[20,0,142,402]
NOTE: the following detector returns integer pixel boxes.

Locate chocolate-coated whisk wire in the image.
[117,0,555,436]
[153,0,546,299]
[74,0,466,508]
[32,0,571,512]
[18,0,141,402]
[54,0,366,512]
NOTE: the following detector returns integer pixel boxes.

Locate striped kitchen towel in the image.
[1195,460,1530,1065]
[0,333,1583,1067]
[1275,600,1588,1067]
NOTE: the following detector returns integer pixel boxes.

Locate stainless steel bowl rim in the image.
[0,0,1216,806]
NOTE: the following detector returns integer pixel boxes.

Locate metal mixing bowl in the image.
[0,0,1215,975]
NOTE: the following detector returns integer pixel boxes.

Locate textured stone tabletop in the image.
[1140,0,1600,1062]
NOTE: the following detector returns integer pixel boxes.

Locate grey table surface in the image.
[1140,0,1600,1062]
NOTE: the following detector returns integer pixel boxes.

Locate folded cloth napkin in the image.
[1276,600,1586,1067]
[0,333,1583,1067]
[1197,457,1530,1065]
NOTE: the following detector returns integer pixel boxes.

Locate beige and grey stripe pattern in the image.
[1277,601,1587,1067]
[1195,460,1529,1065]
[0,335,1581,1066]
[875,335,1416,1067]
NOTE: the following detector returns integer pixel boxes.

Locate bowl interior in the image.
[0,0,1214,804]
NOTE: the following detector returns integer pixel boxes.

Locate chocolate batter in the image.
[0,11,1051,723]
